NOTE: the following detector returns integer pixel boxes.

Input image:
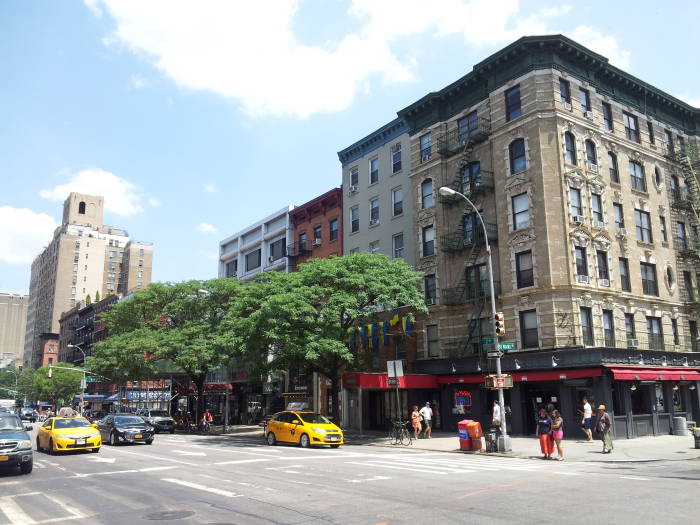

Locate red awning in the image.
[342,373,438,389]
[606,367,700,381]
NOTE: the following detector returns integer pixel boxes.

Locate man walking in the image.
[419,402,433,439]
[581,397,593,442]
[595,404,613,453]
[491,400,501,430]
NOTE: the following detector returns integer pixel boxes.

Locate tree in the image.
[95,290,100,302]
[88,279,243,419]
[85,294,92,305]
[0,366,22,399]
[227,253,427,421]
[33,364,82,407]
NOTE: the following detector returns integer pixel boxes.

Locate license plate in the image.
[0,455,8,461]
[329,436,339,442]
[134,434,142,439]
[75,439,86,445]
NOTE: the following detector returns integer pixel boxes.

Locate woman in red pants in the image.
[536,408,554,459]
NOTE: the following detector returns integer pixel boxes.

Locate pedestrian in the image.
[551,409,564,461]
[580,397,593,442]
[595,404,613,454]
[535,408,554,459]
[419,402,433,439]
[410,405,422,439]
[491,400,501,430]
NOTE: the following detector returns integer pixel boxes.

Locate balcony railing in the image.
[676,237,700,259]
[439,171,494,205]
[436,119,492,157]
[441,279,501,306]
[286,241,311,258]
[440,223,497,253]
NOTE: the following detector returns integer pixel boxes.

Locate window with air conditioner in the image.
[579,88,591,115]
[597,250,610,283]
[424,274,436,305]
[585,140,597,170]
[569,187,583,219]
[350,166,359,187]
[420,133,432,161]
[613,203,624,232]
[369,198,379,225]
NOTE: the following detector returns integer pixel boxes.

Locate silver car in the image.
[136,409,175,434]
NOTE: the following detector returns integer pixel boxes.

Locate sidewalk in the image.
[343,430,700,463]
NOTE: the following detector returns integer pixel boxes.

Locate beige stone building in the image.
[0,292,28,367]
[24,192,154,368]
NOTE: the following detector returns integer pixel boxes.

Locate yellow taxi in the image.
[265,411,344,448]
[36,416,102,454]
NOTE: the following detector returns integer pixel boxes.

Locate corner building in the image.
[343,35,700,437]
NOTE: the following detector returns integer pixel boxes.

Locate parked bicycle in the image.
[388,419,412,446]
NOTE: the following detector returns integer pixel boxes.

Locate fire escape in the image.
[286,241,311,272]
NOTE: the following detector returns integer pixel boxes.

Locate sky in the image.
[1,0,699,294]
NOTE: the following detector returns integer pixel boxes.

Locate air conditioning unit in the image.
[627,338,639,348]
[618,228,628,237]
[268,256,275,263]
[577,275,590,284]
[563,102,572,111]
[593,220,606,229]
[572,215,586,224]
[587,162,598,173]
[348,185,358,194]
[584,111,594,119]
[369,218,379,226]
[312,238,322,247]
[599,278,611,287]
[421,153,432,162]
[426,297,436,306]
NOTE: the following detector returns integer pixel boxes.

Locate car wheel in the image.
[20,460,33,475]
[109,432,119,446]
[48,439,55,455]
[266,432,276,446]
[35,437,42,452]
[145,439,153,445]
[330,444,340,448]
[169,429,175,434]
[299,434,310,448]
[92,447,100,453]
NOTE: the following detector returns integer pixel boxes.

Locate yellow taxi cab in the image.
[265,411,344,448]
[36,416,102,454]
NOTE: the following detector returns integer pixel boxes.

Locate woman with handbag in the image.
[551,409,564,460]
[535,408,554,459]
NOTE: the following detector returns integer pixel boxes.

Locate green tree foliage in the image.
[0,367,22,398]
[95,290,100,302]
[228,253,427,420]
[85,294,92,305]
[88,279,242,418]
[23,364,82,406]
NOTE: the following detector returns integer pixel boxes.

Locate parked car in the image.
[98,414,154,446]
[19,408,37,422]
[264,411,344,448]
[135,409,175,434]
[36,417,101,454]
[0,413,34,474]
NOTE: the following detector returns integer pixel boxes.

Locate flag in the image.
[382,321,390,345]
[371,323,379,349]
[390,309,400,326]
[360,325,367,349]
[403,314,414,337]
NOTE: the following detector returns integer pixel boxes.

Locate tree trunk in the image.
[193,373,206,426]
[330,373,340,424]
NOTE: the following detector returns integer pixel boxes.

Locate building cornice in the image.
[337,118,408,166]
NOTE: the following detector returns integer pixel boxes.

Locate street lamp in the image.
[67,343,86,416]
[438,186,511,452]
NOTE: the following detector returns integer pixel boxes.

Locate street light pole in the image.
[438,186,512,452]
[67,344,86,416]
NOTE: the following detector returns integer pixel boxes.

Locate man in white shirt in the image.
[581,398,593,442]
[492,400,501,429]
[419,402,433,439]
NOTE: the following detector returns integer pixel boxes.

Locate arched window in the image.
[608,152,619,183]
[509,139,526,174]
[585,140,597,166]
[564,132,577,165]
[78,201,86,214]
[421,179,434,209]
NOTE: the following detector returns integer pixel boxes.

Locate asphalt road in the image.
[1,429,699,525]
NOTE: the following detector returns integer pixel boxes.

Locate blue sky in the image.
[1,0,699,293]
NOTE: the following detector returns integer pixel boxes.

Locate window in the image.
[420,133,432,161]
[426,324,439,357]
[73,263,78,272]
[392,188,403,216]
[647,121,655,144]
[461,162,481,193]
[138,259,143,267]
[107,272,116,280]
[564,132,577,165]
[424,274,436,305]
[670,175,680,199]
[672,318,679,345]
[270,238,286,261]
[630,161,646,191]
[579,88,591,114]
[108,239,113,247]
[613,203,624,231]
[299,231,307,250]
[329,219,338,241]
[678,221,688,251]
[647,316,663,350]
[520,310,538,348]
[505,85,522,121]
[623,112,640,142]
[512,193,530,229]
[74,252,79,262]
[109,262,116,270]
[369,240,379,254]
[75,241,80,249]
[137,281,143,289]
[393,233,404,259]
[509,138,526,174]
[516,250,534,288]
[559,78,571,103]
[660,216,667,242]
[458,111,478,143]
[678,136,686,154]
[608,152,619,183]
[421,179,434,208]
[139,247,144,256]
[351,207,359,233]
[569,187,582,217]
[71,287,76,295]
[625,313,636,340]
[580,307,594,345]
[225,259,238,278]
[692,321,699,352]
[369,198,379,223]
[137,271,143,278]
[422,225,435,256]
[684,271,694,301]
[109,250,116,258]
[597,250,609,280]
[369,157,379,184]
[575,246,588,277]
[313,225,322,241]
[591,193,603,223]
[78,201,86,214]
[654,167,662,187]
[245,249,261,272]
[665,130,674,154]
[603,309,615,347]
[350,167,359,187]
[391,143,402,173]
[635,210,652,243]
[602,103,613,131]
[585,140,597,167]
[640,262,658,296]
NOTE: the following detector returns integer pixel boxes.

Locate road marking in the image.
[69,466,176,478]
[89,457,116,463]
[553,471,581,476]
[161,478,243,498]
[619,476,650,481]
[346,476,392,483]
[286,480,312,485]
[43,493,86,522]
[0,493,39,524]
[345,461,451,475]
[172,449,206,456]
[214,458,270,466]
[139,466,178,472]
[100,447,199,465]
[32,461,46,469]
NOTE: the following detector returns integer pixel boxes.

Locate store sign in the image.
[454,390,472,408]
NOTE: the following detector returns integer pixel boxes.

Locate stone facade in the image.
[0,292,28,367]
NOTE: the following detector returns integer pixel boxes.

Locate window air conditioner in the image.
[587,162,598,173]
[618,228,627,237]
[577,275,590,284]
[426,297,436,306]
[312,238,322,247]
[268,256,274,263]
[348,185,358,193]
[563,102,572,111]
[584,111,594,119]
[572,215,586,224]
[599,278,611,287]
[421,153,432,162]
[627,338,639,348]
[593,220,605,229]
[369,218,379,226]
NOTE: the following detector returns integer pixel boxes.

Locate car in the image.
[135,409,175,434]
[0,413,34,474]
[264,411,344,448]
[19,408,37,422]
[98,414,154,446]
[36,417,101,454]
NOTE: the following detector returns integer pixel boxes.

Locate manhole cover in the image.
[145,510,195,521]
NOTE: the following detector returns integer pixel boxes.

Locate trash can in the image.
[484,432,497,453]
[458,420,473,451]
[693,429,700,449]
[467,421,483,451]
[672,417,689,436]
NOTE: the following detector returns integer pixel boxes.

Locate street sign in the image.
[85,376,101,383]
[387,377,399,387]
[487,350,504,358]
[498,343,517,351]
[387,360,405,378]
[481,337,495,344]
[484,374,514,389]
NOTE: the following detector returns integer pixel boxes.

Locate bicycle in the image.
[388,419,413,446]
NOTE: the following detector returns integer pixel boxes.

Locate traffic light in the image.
[47,366,52,378]
[494,312,505,337]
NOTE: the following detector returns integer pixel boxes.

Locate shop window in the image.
[630,386,650,414]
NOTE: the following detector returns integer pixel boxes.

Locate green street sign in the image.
[482,337,495,344]
[498,343,517,351]
[85,376,102,383]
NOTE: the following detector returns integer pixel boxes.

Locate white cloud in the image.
[195,222,218,233]
[83,0,103,17]
[676,94,700,108]
[568,26,630,68]
[204,183,216,193]
[0,207,58,264]
[40,168,144,216]
[148,198,161,207]
[129,74,149,90]
[88,0,626,119]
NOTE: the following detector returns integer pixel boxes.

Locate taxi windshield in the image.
[0,415,23,431]
[54,418,92,429]
[298,413,331,424]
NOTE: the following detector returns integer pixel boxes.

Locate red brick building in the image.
[39,333,59,368]
[288,188,343,270]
